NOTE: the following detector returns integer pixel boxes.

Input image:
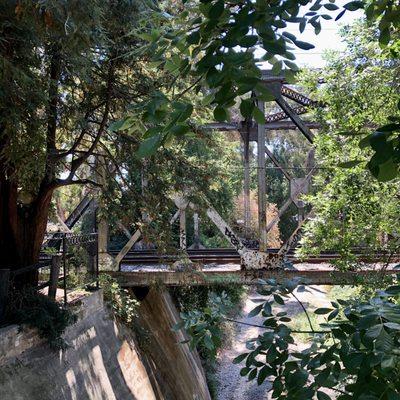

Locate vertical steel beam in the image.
[193,212,200,249]
[179,208,187,250]
[243,129,251,238]
[257,100,267,251]
[141,160,150,223]
[96,156,110,262]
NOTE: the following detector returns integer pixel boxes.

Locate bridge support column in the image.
[136,287,212,399]
[243,128,251,238]
[256,99,267,251]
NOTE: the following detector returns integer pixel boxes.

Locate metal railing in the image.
[0,232,99,323]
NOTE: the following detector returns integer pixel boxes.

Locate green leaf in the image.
[358,313,378,329]
[283,60,299,71]
[385,285,400,295]
[339,160,363,168]
[214,106,228,122]
[375,328,394,352]
[187,31,200,45]
[314,307,333,315]
[381,355,395,369]
[375,159,398,182]
[365,324,382,340]
[170,124,190,136]
[137,133,163,158]
[240,99,255,118]
[282,32,296,42]
[263,302,272,316]
[335,9,346,21]
[172,102,194,122]
[328,309,339,321]
[343,1,364,11]
[266,345,278,363]
[239,35,258,48]
[317,391,332,400]
[248,368,257,381]
[249,304,263,317]
[293,40,315,50]
[109,119,131,132]
[387,390,400,400]
[240,367,250,376]
[208,0,224,20]
[342,352,363,371]
[287,369,308,388]
[233,353,248,364]
[324,3,339,10]
[274,294,285,305]
[253,106,265,124]
[379,28,390,46]
[204,333,215,351]
[202,93,214,106]
[257,365,271,385]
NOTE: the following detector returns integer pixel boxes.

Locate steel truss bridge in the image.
[48,70,399,287]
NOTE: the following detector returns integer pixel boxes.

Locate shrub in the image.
[100,274,139,325]
[7,288,76,349]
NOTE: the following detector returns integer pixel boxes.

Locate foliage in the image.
[7,288,76,349]
[100,274,139,325]
[0,0,161,281]
[352,4,400,181]
[173,290,233,359]
[112,0,372,157]
[297,20,400,266]
[171,284,246,313]
[236,278,400,399]
[178,278,400,399]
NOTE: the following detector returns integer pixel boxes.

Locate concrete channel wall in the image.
[0,289,211,400]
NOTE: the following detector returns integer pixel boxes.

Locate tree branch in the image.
[65,59,115,180]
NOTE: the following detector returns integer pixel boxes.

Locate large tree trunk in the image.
[0,172,53,287]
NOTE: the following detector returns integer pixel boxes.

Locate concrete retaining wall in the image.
[0,289,211,400]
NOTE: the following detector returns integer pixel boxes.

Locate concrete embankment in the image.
[0,288,211,400]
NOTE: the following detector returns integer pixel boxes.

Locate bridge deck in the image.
[109,264,398,287]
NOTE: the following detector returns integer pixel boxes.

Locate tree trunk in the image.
[0,173,53,287]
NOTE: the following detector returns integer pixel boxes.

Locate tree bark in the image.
[0,171,54,286]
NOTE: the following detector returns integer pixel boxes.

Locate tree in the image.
[0,1,154,283]
[295,20,400,266]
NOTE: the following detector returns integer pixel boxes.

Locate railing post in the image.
[0,269,10,323]
[48,256,61,300]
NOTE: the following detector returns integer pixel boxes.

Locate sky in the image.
[257,2,364,68]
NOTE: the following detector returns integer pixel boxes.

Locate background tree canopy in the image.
[297,20,400,267]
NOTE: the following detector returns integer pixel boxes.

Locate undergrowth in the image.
[7,288,76,349]
[100,274,139,325]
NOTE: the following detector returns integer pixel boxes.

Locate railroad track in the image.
[107,248,397,265]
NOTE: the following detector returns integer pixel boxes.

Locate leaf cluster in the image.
[234,278,400,399]
[129,0,363,156]
[173,290,233,358]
